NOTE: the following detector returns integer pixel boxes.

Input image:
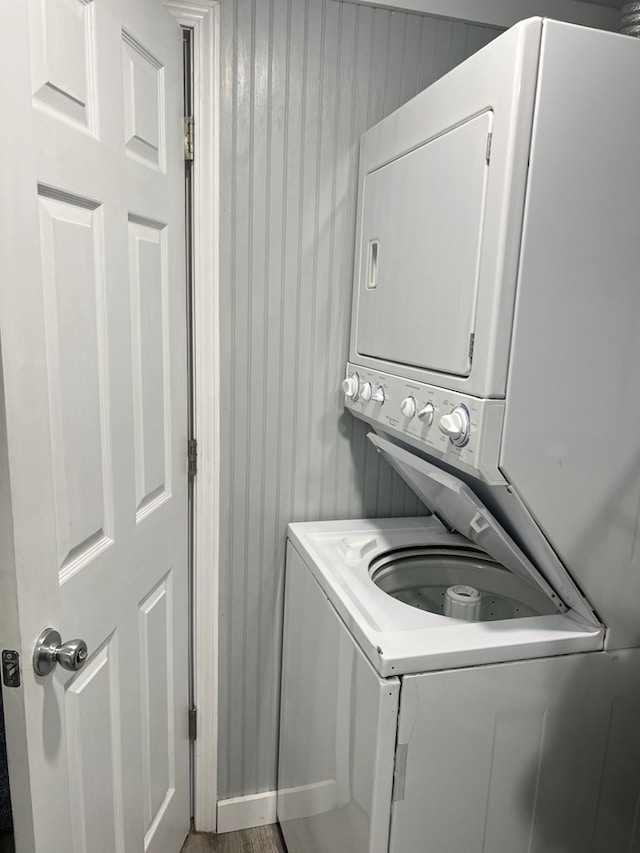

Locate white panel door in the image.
[0,2,189,852]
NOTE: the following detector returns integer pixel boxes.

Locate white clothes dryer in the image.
[278,16,640,853]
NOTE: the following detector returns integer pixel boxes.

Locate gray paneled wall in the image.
[217,0,501,799]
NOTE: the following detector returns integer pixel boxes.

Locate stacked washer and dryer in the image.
[277,17,640,853]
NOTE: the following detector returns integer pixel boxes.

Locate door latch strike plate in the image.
[2,650,20,688]
[189,707,197,741]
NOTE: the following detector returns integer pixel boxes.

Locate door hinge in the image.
[485,132,492,164]
[189,707,197,741]
[468,332,475,362]
[392,743,408,802]
[184,116,194,161]
[188,438,198,478]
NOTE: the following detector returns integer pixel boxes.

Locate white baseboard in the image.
[276,779,338,821]
[216,790,277,834]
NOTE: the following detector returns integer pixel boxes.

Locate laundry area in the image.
[1,1,640,852]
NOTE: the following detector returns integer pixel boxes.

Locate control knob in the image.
[417,402,435,425]
[372,386,385,404]
[438,405,470,447]
[341,373,360,400]
[400,396,416,419]
[360,382,372,402]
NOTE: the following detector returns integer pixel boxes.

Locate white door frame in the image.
[164,1,220,833]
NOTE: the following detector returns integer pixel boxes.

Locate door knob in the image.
[33,628,88,676]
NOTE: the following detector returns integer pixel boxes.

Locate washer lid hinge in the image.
[392,743,408,802]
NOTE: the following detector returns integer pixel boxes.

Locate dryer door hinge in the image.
[188,438,198,478]
[468,332,475,363]
[184,116,194,161]
[392,743,408,801]
[189,706,197,741]
[485,132,492,164]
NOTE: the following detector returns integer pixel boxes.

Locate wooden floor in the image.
[1,827,283,853]
[182,825,286,853]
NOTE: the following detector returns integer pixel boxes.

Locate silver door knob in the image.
[33,628,88,676]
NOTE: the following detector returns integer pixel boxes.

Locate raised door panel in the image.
[128,216,170,522]
[28,0,96,131]
[139,575,176,849]
[122,32,165,170]
[65,638,125,853]
[38,188,113,578]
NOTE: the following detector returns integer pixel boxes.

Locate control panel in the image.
[342,363,506,485]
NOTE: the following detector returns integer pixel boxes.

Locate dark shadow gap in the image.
[0,689,14,853]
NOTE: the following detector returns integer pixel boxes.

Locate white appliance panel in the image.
[278,543,399,853]
[368,433,566,611]
[500,22,640,650]
[279,525,640,853]
[343,363,506,485]
[368,432,598,625]
[288,520,603,678]
[349,18,542,397]
[355,112,491,377]
[390,650,640,853]
[345,18,640,649]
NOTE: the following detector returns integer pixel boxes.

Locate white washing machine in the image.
[278,16,640,853]
[279,515,640,853]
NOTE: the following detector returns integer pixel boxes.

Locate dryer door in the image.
[369,433,600,626]
[355,111,491,377]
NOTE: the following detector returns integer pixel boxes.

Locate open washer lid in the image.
[369,432,600,626]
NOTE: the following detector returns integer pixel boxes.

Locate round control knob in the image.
[372,386,385,404]
[417,402,435,425]
[438,405,470,447]
[341,373,360,400]
[400,396,416,419]
[360,382,372,402]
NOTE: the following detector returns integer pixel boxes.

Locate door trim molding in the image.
[165,0,220,833]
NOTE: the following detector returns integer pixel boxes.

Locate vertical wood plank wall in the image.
[218,0,501,799]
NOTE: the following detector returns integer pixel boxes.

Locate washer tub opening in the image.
[369,546,557,621]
